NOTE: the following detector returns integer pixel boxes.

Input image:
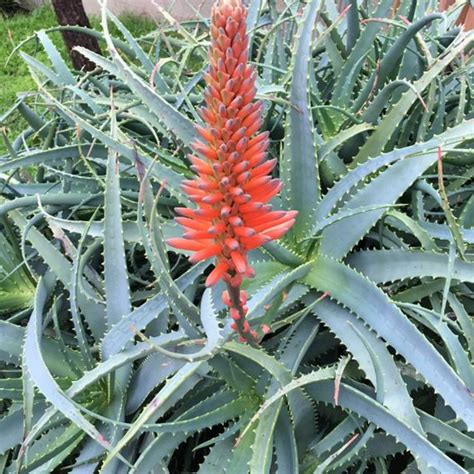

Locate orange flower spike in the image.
[168,0,296,345]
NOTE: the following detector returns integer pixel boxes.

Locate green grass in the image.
[0,5,157,154]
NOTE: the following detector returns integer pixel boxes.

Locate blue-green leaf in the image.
[304,256,474,429]
[22,276,113,457]
[281,0,322,239]
[348,249,474,283]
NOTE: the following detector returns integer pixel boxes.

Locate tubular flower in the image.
[168,0,296,343]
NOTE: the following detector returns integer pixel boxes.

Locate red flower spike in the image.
[167,238,206,252]
[230,308,241,320]
[230,251,247,273]
[188,245,221,263]
[167,0,296,345]
[261,324,271,335]
[222,291,232,307]
[205,262,229,287]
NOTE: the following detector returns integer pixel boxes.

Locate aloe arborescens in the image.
[168,0,296,344]
[2,0,474,469]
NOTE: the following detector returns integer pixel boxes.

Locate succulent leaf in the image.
[1,0,472,470]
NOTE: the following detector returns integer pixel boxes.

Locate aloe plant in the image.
[0,218,35,314]
[0,0,473,472]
